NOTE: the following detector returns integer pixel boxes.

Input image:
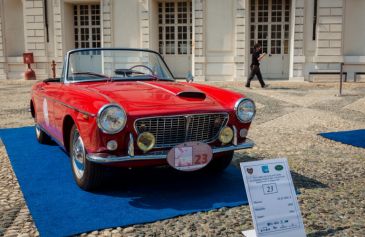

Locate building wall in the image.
[0,0,365,81]
[113,0,140,48]
[4,0,25,57]
[23,0,49,79]
[292,0,346,80]
[343,0,365,80]
[194,0,245,81]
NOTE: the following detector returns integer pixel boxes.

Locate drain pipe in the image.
[44,0,49,42]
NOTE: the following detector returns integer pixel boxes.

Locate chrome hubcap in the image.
[71,130,85,179]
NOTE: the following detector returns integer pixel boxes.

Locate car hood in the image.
[79,81,227,115]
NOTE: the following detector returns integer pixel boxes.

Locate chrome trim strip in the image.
[86,138,254,164]
[44,95,96,117]
[137,81,176,95]
[133,112,229,134]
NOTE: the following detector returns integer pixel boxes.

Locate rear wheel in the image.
[35,124,51,144]
[203,151,234,173]
[70,125,103,191]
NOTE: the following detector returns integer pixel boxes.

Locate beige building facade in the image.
[0,0,364,81]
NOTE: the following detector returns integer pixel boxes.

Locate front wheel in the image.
[35,124,51,144]
[202,151,234,173]
[70,125,103,191]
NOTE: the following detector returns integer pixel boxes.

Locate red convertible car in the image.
[30,48,255,190]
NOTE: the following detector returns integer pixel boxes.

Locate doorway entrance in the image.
[249,0,290,79]
[158,1,192,78]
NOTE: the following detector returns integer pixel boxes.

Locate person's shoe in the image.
[262,84,269,88]
[245,85,251,89]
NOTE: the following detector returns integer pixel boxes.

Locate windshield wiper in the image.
[72,72,111,80]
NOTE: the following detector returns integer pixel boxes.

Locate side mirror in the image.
[186,72,194,83]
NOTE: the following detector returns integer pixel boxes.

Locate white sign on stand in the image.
[240,158,306,237]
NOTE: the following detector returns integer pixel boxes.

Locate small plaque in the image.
[167,142,213,171]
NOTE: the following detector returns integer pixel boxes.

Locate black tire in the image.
[203,151,234,173]
[69,124,103,191]
[35,124,52,144]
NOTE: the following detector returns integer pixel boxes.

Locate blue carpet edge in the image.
[318,129,365,149]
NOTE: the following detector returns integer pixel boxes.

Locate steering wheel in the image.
[129,65,155,75]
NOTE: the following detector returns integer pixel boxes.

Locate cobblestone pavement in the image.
[0,80,365,237]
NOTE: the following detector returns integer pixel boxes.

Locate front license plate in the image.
[167,142,213,171]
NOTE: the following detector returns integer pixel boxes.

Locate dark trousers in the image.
[246,65,265,88]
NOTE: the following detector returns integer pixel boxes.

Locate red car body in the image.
[30,48,255,190]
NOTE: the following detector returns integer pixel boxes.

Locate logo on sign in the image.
[261,165,269,173]
[246,168,253,175]
[275,164,284,171]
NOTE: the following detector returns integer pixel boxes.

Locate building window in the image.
[250,0,290,54]
[158,1,192,55]
[74,5,101,50]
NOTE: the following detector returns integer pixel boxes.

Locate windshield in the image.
[66,49,174,82]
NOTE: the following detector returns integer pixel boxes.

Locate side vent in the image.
[176,91,206,99]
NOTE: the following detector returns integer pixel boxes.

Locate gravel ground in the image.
[0,80,365,237]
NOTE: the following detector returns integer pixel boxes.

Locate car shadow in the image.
[233,154,328,189]
[306,226,350,237]
[291,171,328,189]
[92,166,247,211]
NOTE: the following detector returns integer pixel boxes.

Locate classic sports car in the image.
[30,48,255,190]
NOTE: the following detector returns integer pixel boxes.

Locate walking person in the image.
[245,43,268,88]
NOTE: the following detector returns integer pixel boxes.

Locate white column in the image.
[52,0,64,76]
[0,3,6,79]
[193,0,205,81]
[139,0,150,49]
[101,0,113,47]
[291,0,305,80]
[234,0,246,81]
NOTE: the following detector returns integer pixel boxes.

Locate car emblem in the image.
[275,164,283,171]
[261,165,269,173]
[246,168,253,175]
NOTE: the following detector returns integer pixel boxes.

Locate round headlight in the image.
[137,132,156,152]
[219,126,234,144]
[235,98,256,123]
[97,104,127,134]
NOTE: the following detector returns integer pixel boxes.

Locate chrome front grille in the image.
[135,113,228,148]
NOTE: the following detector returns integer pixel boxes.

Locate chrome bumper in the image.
[86,138,254,164]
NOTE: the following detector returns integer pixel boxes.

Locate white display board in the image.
[240,158,306,237]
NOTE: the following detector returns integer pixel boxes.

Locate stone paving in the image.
[0,80,365,237]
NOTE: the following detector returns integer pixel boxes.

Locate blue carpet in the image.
[0,126,248,237]
[319,129,365,148]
